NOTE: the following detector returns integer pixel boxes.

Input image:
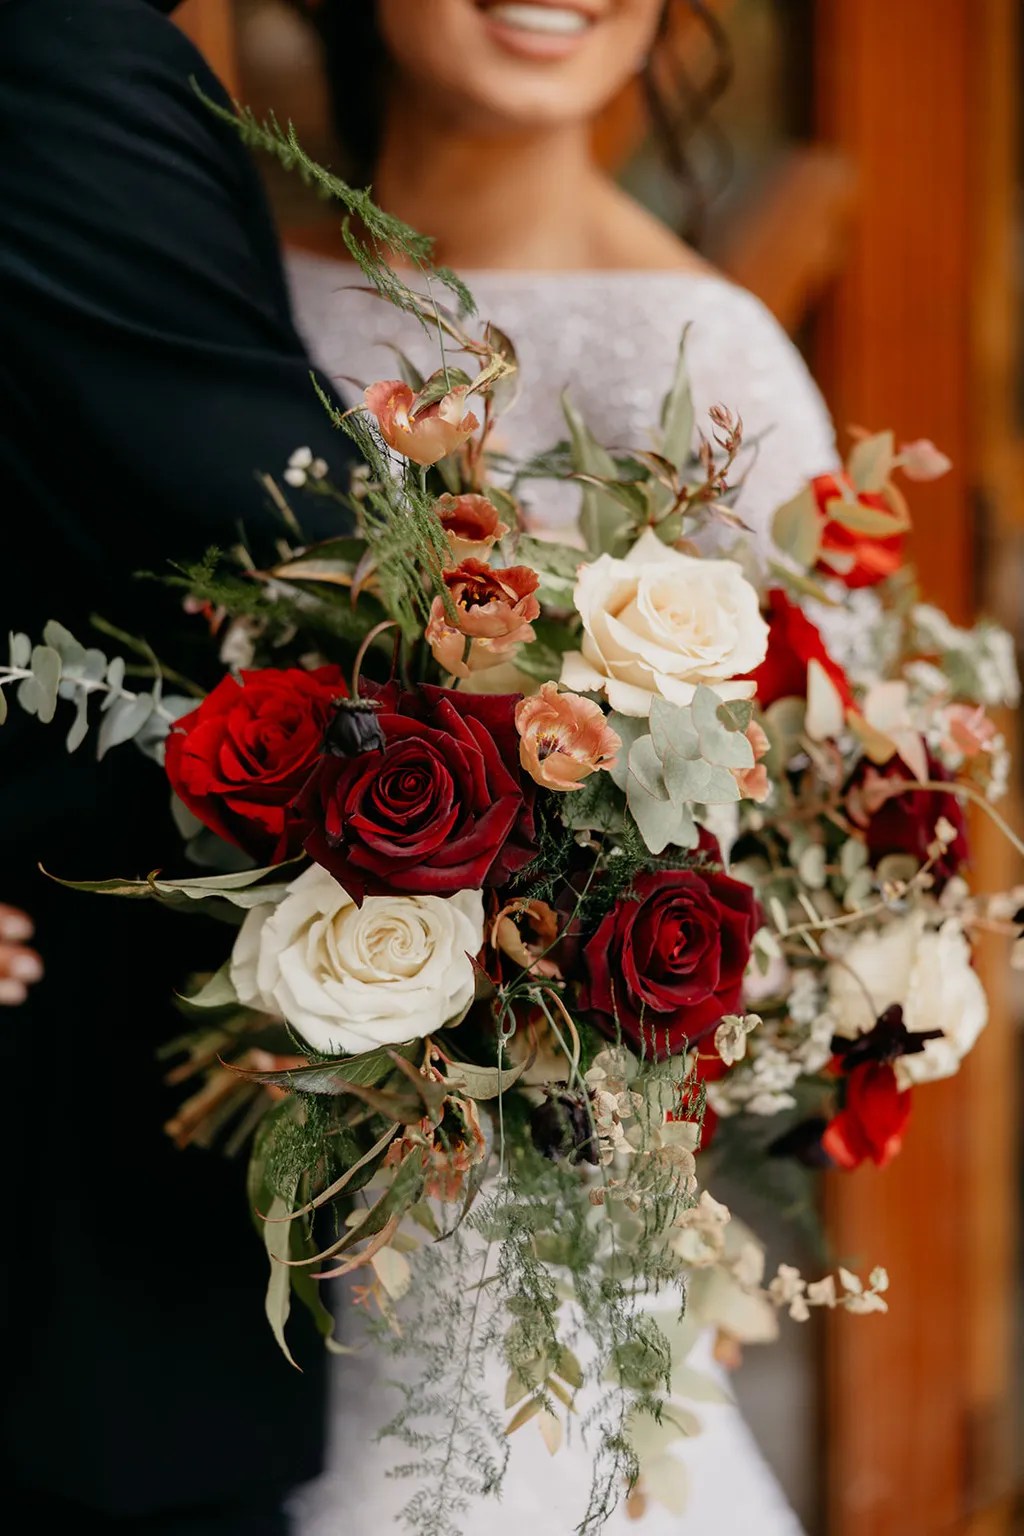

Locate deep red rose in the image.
[165,667,346,862]
[578,867,762,1057]
[295,684,535,902]
[821,1062,911,1169]
[744,589,855,711]
[811,471,905,589]
[845,749,968,889]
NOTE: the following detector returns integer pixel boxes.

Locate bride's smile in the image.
[475,1,603,63]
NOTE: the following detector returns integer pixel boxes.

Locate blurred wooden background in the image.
[177,2,1023,1532]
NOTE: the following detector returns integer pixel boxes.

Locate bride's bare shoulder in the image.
[589,183,717,275]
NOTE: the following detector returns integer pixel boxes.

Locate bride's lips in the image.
[473,1,604,63]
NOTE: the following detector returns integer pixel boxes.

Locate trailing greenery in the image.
[192,85,474,322]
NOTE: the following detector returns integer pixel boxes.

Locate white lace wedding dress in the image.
[284,254,837,1536]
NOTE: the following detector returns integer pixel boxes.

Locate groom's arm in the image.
[0,0,353,582]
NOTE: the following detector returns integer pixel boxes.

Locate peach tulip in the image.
[515,682,621,792]
[363,380,479,467]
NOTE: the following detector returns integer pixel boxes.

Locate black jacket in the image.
[0,0,352,1516]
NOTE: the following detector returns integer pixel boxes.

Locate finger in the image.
[0,943,43,985]
[0,978,28,1006]
[0,905,34,943]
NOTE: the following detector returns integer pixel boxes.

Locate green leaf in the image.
[0,688,7,726]
[295,1149,427,1270]
[47,861,297,917]
[562,392,632,557]
[384,343,425,392]
[415,366,473,411]
[482,320,521,416]
[179,962,239,1012]
[823,495,905,538]
[444,1054,530,1100]
[514,535,583,607]
[512,617,579,683]
[264,1192,300,1368]
[660,325,696,472]
[847,429,895,493]
[772,486,822,569]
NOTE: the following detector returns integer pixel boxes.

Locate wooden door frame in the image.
[814,4,1020,1532]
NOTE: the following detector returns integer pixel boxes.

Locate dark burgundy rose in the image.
[295,683,535,901]
[164,666,346,862]
[845,749,968,889]
[578,867,762,1057]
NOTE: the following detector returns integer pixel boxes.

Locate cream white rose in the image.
[560,528,769,717]
[230,864,484,1056]
[827,911,987,1087]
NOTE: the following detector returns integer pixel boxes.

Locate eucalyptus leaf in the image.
[65,693,90,753]
[608,712,649,791]
[662,753,739,806]
[772,486,821,569]
[97,694,153,759]
[629,784,697,855]
[30,645,61,724]
[649,697,700,763]
[627,734,667,800]
[9,631,31,670]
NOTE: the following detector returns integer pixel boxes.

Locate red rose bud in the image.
[811,471,905,589]
[164,666,346,863]
[845,750,968,890]
[743,589,854,713]
[821,1061,911,1169]
[579,868,762,1057]
[296,684,536,902]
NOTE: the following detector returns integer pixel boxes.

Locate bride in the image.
[283,2,835,1530]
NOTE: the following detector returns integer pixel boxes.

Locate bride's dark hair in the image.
[293,0,732,243]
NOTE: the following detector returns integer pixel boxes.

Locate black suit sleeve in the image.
[0,0,353,598]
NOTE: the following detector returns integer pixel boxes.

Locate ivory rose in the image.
[515,682,621,791]
[425,559,540,678]
[230,864,484,1056]
[560,528,768,717]
[827,912,987,1088]
[436,493,509,562]
[363,380,479,467]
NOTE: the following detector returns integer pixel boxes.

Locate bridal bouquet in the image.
[4,191,1021,1529]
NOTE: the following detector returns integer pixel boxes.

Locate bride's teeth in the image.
[486,5,591,38]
